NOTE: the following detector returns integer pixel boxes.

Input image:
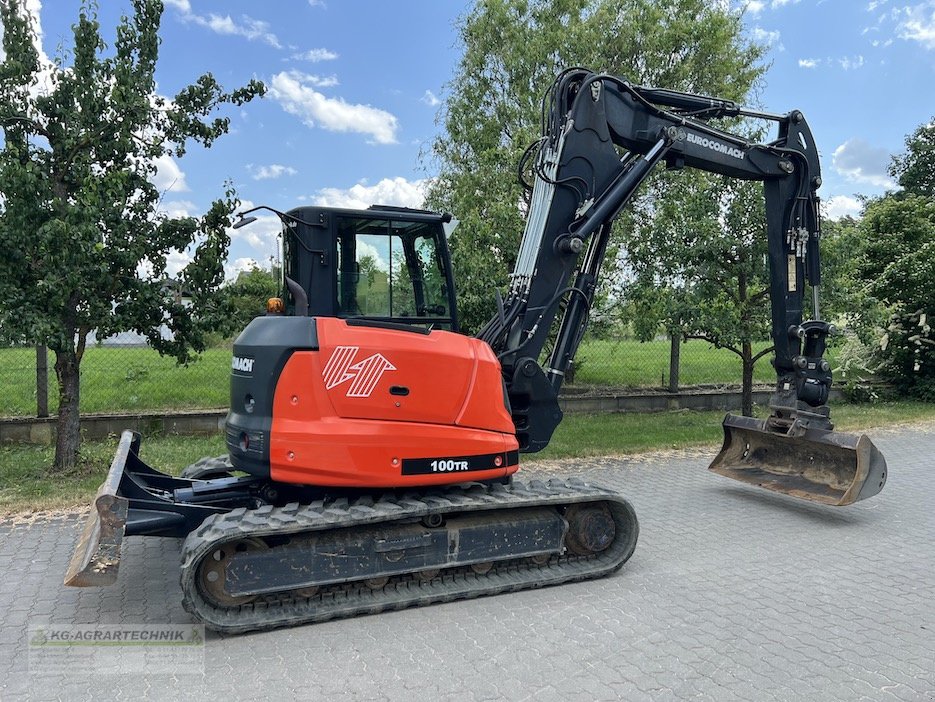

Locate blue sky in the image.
[15,0,935,277]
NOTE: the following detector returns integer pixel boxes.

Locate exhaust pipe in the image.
[709,414,887,506]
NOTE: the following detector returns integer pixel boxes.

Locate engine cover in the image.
[229,316,519,488]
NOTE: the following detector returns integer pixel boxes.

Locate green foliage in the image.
[216,266,280,339]
[425,0,765,333]
[878,309,935,400]
[816,215,883,334]
[0,0,265,470]
[861,195,935,309]
[623,173,771,346]
[852,118,935,399]
[619,168,774,413]
[831,333,884,403]
[889,117,935,198]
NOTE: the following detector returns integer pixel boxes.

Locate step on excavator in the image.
[65,68,887,633]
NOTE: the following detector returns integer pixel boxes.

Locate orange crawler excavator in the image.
[66,68,887,633]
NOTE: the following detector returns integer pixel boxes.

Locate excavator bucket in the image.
[63,431,134,587]
[708,414,887,506]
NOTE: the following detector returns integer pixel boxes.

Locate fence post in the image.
[36,344,49,417]
[668,333,680,393]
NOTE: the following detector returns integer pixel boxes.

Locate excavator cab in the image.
[279,205,460,331]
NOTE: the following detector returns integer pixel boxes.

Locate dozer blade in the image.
[708,414,887,506]
[63,432,134,587]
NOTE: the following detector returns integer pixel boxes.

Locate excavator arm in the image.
[479,69,885,505]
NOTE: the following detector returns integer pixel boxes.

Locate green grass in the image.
[3,401,934,515]
[532,409,725,460]
[0,433,226,515]
[0,346,230,417]
[573,338,841,388]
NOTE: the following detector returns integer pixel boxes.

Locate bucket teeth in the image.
[708,414,887,506]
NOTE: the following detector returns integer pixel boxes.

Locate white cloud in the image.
[252,164,298,180]
[832,138,895,190]
[822,195,862,220]
[25,0,43,44]
[798,54,871,70]
[159,200,198,219]
[309,74,339,88]
[195,14,282,48]
[165,2,282,49]
[745,1,766,15]
[141,246,197,280]
[751,26,783,50]
[225,257,262,281]
[165,249,194,277]
[744,0,800,11]
[312,177,431,209]
[275,70,338,88]
[421,90,441,107]
[838,55,865,70]
[897,3,935,49]
[269,71,399,145]
[292,48,338,62]
[152,154,189,193]
[355,240,390,272]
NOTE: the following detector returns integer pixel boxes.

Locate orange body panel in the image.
[269,319,520,487]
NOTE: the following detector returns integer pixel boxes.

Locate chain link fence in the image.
[0,329,812,419]
[570,336,778,389]
[0,343,231,419]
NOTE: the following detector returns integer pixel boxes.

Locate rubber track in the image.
[179,478,639,634]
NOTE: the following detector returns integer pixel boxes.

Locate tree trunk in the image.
[53,347,81,473]
[741,340,754,417]
[668,331,680,393]
[36,345,49,417]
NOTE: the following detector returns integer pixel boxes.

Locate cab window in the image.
[336,217,451,325]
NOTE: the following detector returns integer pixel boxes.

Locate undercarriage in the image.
[65,431,639,633]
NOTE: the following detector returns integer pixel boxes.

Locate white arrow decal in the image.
[322,346,396,398]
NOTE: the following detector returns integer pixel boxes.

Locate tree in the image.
[216,266,280,339]
[857,193,935,398]
[425,0,766,333]
[837,116,935,399]
[622,172,773,414]
[889,117,935,198]
[0,0,265,471]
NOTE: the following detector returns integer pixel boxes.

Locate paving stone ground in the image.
[0,424,932,702]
